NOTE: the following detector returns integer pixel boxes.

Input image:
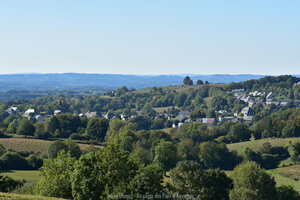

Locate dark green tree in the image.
[16,118,35,136]
[48,140,68,159]
[169,160,232,200]
[276,185,300,200]
[86,117,109,141]
[183,76,193,85]
[196,80,204,85]
[130,164,165,197]
[154,140,178,171]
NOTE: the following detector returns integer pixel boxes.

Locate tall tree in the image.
[86,117,109,142]
[16,118,35,136]
[71,144,138,200]
[229,161,277,200]
[169,160,232,200]
[35,151,75,199]
[154,140,178,171]
[130,164,165,197]
[183,76,193,86]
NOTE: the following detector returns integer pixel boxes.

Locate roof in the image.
[85,111,98,118]
[25,109,35,114]
[202,118,216,124]
[266,92,275,99]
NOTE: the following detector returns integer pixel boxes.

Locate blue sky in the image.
[0,0,299,75]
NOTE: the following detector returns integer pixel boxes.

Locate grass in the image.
[227,137,300,154]
[268,165,300,192]
[0,170,39,182]
[0,138,101,154]
[153,106,178,113]
[0,170,40,195]
[0,192,65,200]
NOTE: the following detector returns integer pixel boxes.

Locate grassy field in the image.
[0,170,40,195]
[0,138,101,154]
[0,170,39,182]
[0,193,65,200]
[227,137,300,154]
[269,165,300,192]
[153,106,178,113]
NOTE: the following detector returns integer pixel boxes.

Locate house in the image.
[22,109,35,119]
[266,92,275,101]
[231,89,245,94]
[201,118,216,126]
[279,99,289,107]
[241,107,254,117]
[218,116,234,123]
[34,114,44,122]
[121,114,130,120]
[243,116,253,121]
[54,110,62,115]
[85,111,101,119]
[6,107,20,115]
[178,110,190,117]
[175,115,188,122]
[184,118,192,123]
[248,100,256,107]
[104,112,114,120]
[217,110,227,116]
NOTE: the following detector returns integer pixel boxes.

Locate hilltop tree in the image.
[183,76,193,86]
[196,80,204,85]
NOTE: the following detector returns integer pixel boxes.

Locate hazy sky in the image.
[0,0,299,75]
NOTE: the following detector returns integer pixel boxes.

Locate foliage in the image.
[48,140,81,159]
[169,160,232,200]
[71,144,138,200]
[0,152,30,170]
[199,141,241,170]
[154,140,178,171]
[0,173,25,192]
[276,185,300,200]
[17,118,35,136]
[229,161,277,200]
[35,151,76,199]
[86,117,109,142]
[130,164,165,197]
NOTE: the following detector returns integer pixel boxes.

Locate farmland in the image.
[0,138,101,154]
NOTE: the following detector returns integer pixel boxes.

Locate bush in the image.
[0,152,30,170]
[0,174,25,192]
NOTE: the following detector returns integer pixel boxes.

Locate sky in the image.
[0,0,299,75]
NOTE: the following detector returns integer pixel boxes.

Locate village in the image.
[5,85,300,129]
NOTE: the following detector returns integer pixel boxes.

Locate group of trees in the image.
[183,76,209,86]
[0,144,43,170]
[35,143,300,200]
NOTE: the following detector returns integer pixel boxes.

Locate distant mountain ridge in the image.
[0,73,298,91]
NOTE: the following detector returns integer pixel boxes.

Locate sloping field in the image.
[0,192,65,200]
[269,165,300,192]
[0,138,101,154]
[227,137,300,154]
